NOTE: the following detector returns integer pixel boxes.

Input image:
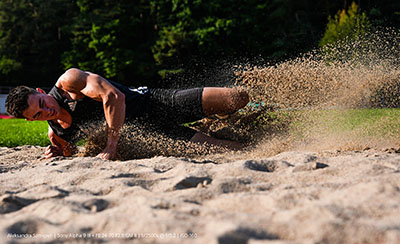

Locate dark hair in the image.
[6,86,38,118]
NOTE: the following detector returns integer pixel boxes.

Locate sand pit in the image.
[3,29,400,243]
[1,146,400,243]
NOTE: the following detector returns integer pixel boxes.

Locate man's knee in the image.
[230,88,249,110]
[202,87,249,115]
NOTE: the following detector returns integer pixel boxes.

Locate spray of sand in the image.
[231,28,400,157]
[80,120,230,160]
[82,28,400,160]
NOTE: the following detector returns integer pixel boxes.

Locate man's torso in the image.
[47,81,150,143]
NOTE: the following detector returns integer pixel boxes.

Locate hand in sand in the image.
[96,146,117,160]
[44,145,63,158]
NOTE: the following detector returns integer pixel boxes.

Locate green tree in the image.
[150,0,321,78]
[62,0,157,85]
[150,0,235,77]
[2,0,398,87]
[319,2,371,47]
[0,0,76,86]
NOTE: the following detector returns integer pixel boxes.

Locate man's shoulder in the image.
[55,68,87,97]
[56,68,83,85]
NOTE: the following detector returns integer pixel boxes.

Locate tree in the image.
[62,0,158,86]
[0,0,76,86]
[2,0,398,87]
[319,2,371,47]
[150,0,323,78]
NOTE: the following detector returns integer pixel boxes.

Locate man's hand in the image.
[97,127,119,160]
[44,145,63,158]
[96,146,117,160]
[47,127,76,158]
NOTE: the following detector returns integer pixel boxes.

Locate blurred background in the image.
[0,0,399,91]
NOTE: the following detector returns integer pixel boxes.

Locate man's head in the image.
[6,86,60,121]
[6,86,38,118]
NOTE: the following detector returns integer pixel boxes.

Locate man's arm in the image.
[46,126,76,158]
[57,68,126,160]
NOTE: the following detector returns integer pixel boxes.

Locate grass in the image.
[286,108,400,140]
[0,119,49,147]
[312,108,400,134]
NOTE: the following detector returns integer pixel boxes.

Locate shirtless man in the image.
[6,68,249,160]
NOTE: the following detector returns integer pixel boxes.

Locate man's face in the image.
[22,89,61,121]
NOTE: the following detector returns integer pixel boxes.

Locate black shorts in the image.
[148,88,205,123]
[142,88,205,140]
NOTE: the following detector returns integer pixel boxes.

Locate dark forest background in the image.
[0,0,399,88]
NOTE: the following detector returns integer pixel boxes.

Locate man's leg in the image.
[190,87,249,150]
[149,87,249,150]
[201,87,249,116]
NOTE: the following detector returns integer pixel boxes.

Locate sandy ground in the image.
[1,146,400,244]
[3,28,400,244]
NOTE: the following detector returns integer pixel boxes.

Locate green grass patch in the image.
[0,119,49,147]
[288,108,400,139]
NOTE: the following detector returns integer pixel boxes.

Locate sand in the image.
[1,145,400,244]
[3,28,400,244]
